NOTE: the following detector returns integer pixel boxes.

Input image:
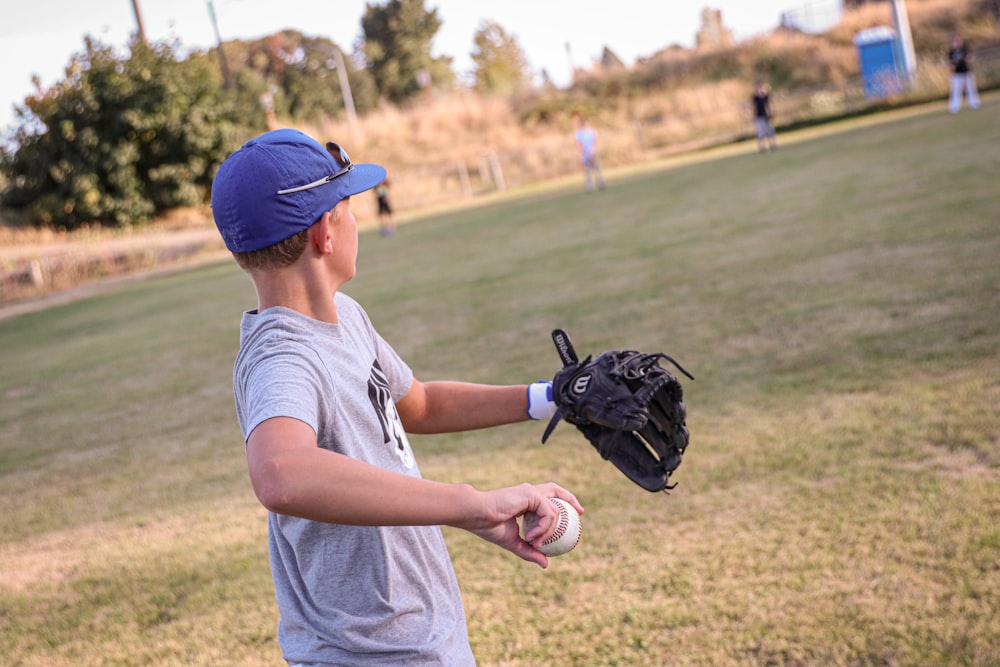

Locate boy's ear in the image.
[311,212,334,254]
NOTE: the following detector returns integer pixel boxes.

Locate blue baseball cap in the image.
[211,129,387,252]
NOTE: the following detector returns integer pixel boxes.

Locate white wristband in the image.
[526,381,556,420]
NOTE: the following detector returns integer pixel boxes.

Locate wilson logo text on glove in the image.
[571,374,592,395]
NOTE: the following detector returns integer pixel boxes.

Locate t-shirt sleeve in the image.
[236,346,324,443]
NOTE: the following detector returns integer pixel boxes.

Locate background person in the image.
[751,80,777,152]
[573,113,606,192]
[211,128,582,666]
[948,34,980,113]
[375,177,396,236]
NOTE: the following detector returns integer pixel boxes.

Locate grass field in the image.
[1,95,998,666]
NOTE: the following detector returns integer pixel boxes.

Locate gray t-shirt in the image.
[234,292,475,666]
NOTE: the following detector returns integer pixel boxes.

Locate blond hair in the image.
[232,228,310,271]
[231,205,343,271]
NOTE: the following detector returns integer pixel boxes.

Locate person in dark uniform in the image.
[751,80,777,152]
[375,178,396,236]
[948,35,980,113]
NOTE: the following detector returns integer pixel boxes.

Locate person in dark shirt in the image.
[751,80,777,152]
[948,35,980,113]
[375,177,396,237]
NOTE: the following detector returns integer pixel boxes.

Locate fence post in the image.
[458,162,472,198]
[632,120,645,150]
[480,154,493,189]
[489,153,506,192]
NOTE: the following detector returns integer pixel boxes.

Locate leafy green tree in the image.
[471,20,532,95]
[361,0,454,104]
[1,37,252,229]
[220,31,377,122]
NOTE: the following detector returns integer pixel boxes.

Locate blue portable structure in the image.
[855,26,904,99]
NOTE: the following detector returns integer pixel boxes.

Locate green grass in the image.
[1,96,998,666]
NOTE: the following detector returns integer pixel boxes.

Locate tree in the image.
[0,37,251,228]
[361,0,454,104]
[600,46,625,71]
[220,31,377,122]
[471,20,532,95]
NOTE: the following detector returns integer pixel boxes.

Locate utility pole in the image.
[206,0,233,88]
[331,48,359,144]
[565,42,575,86]
[131,0,147,44]
[890,0,917,85]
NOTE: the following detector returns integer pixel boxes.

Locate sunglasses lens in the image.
[326,142,351,170]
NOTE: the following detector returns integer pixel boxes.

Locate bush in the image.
[0,38,254,229]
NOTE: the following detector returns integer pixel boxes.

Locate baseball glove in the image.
[541,329,694,493]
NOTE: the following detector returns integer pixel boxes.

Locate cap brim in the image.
[340,163,387,199]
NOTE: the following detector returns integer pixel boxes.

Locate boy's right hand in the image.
[459,483,583,568]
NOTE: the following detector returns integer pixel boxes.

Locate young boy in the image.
[573,113,606,192]
[751,80,777,152]
[211,128,581,666]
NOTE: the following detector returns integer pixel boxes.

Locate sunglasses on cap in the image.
[276,142,353,195]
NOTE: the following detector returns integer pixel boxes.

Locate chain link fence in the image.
[780,0,844,34]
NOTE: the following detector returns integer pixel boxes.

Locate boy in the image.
[211,128,581,666]
[573,113,606,192]
[752,80,777,152]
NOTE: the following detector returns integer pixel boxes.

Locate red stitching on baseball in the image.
[543,505,569,545]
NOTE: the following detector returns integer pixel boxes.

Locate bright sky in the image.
[0,0,822,133]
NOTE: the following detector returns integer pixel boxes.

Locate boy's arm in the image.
[246,416,581,567]
[396,380,533,433]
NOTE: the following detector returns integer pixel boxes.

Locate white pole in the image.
[458,162,472,198]
[891,0,917,82]
[490,153,505,192]
[331,48,359,144]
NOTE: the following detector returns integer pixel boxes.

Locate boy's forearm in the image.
[253,444,484,526]
[399,381,531,433]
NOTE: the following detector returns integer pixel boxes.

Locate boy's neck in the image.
[252,268,342,324]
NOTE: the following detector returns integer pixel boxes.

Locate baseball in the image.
[522,497,582,556]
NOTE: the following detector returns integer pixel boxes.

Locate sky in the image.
[0,0,828,133]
